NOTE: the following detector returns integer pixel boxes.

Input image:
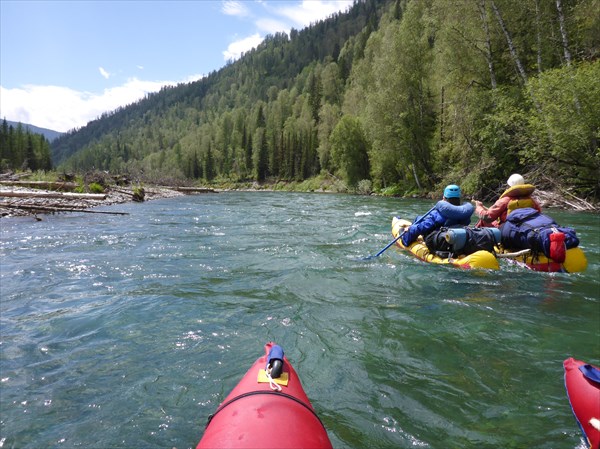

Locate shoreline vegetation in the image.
[0,170,597,219]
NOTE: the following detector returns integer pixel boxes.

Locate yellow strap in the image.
[257,369,289,386]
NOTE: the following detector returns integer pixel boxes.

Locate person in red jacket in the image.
[473,174,542,228]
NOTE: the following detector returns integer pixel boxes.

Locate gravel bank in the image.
[0,186,186,218]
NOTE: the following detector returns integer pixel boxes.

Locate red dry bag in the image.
[550,231,566,263]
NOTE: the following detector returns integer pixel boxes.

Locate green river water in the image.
[1,191,598,448]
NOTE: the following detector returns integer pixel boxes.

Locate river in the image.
[1,192,598,449]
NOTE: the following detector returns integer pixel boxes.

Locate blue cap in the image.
[443,184,461,198]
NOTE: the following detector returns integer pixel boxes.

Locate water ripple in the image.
[0,193,598,449]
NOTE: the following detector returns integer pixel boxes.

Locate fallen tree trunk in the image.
[535,189,597,211]
[112,187,145,201]
[0,203,129,215]
[172,186,216,193]
[0,181,78,191]
[111,188,135,196]
[0,191,106,200]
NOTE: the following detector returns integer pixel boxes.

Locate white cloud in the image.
[0,1,354,133]
[221,1,353,63]
[256,17,289,35]
[0,74,204,133]
[99,67,111,79]
[222,1,250,17]
[267,0,353,28]
[223,33,263,61]
[181,73,205,83]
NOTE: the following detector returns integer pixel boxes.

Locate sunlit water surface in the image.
[1,192,598,449]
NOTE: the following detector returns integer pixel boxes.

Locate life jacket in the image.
[500,184,536,215]
[435,200,473,227]
[500,207,579,261]
[507,197,536,215]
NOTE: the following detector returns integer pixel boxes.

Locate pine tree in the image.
[204,144,216,181]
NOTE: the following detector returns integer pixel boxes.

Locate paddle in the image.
[496,249,531,258]
[360,205,436,261]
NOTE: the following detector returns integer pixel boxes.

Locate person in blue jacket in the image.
[401,184,474,246]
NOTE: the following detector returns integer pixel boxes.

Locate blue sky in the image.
[0,0,353,132]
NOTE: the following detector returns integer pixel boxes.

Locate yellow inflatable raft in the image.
[495,246,587,273]
[391,217,499,270]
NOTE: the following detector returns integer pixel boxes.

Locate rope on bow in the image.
[265,364,282,391]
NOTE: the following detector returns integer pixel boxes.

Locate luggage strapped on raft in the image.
[425,226,501,259]
[499,208,579,262]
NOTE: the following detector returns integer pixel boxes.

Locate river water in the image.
[1,192,598,449]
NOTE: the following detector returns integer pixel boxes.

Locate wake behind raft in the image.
[197,342,333,449]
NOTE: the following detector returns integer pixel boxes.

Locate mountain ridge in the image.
[48,0,600,199]
[4,120,63,142]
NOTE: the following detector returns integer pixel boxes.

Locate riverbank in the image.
[1,181,597,219]
[0,185,189,218]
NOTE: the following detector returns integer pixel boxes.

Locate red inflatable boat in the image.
[197,342,333,449]
[564,358,600,449]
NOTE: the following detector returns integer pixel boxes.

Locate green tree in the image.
[526,60,600,196]
[321,62,343,105]
[37,136,53,170]
[253,127,268,182]
[360,0,436,189]
[306,70,322,123]
[204,143,216,181]
[317,103,341,171]
[329,115,370,187]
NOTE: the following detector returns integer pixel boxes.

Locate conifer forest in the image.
[26,0,600,199]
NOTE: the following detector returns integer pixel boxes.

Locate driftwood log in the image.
[0,184,185,218]
[0,181,78,191]
[0,203,129,215]
[0,191,106,200]
[173,186,216,193]
[535,189,597,211]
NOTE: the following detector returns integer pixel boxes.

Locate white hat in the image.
[507,174,525,187]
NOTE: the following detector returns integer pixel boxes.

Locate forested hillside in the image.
[5,121,62,142]
[52,0,600,200]
[1,119,53,172]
